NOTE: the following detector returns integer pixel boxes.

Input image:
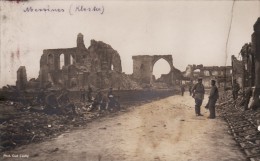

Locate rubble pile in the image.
[87,71,142,90]
[217,91,260,161]
[0,101,101,152]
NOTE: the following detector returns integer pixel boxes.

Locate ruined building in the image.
[132,55,183,85]
[38,33,138,89]
[232,42,255,90]
[251,18,260,106]
[183,64,232,88]
[13,34,184,91]
[231,18,260,108]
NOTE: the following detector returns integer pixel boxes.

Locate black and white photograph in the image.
[0,0,260,160]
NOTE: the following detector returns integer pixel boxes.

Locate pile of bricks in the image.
[218,93,260,161]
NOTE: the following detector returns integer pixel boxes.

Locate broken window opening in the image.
[212,71,219,76]
[193,69,201,77]
[204,70,210,76]
[111,64,114,70]
[60,53,64,69]
[70,55,73,65]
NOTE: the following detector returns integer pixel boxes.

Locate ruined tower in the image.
[77,33,86,49]
[16,66,27,90]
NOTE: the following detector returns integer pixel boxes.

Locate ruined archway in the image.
[132,55,175,84]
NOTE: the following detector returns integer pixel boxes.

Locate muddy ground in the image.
[1,92,246,161]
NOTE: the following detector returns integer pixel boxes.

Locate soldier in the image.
[45,90,59,108]
[80,88,86,102]
[232,79,240,100]
[87,85,93,102]
[192,78,205,116]
[58,89,76,115]
[207,80,219,119]
[93,90,103,111]
[181,84,185,96]
[36,88,45,105]
[44,90,60,114]
[189,81,193,96]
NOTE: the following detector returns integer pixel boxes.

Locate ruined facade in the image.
[252,18,260,103]
[38,33,123,89]
[232,42,256,91]
[132,55,182,85]
[183,64,232,88]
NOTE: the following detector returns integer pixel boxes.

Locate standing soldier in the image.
[44,90,60,114]
[232,79,240,100]
[87,85,93,102]
[36,88,45,105]
[181,85,185,96]
[80,88,86,102]
[58,89,76,115]
[207,80,219,119]
[192,78,205,116]
[189,81,193,96]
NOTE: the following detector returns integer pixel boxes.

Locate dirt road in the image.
[2,93,246,161]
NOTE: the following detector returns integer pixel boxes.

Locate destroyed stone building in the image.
[132,55,183,85]
[251,18,260,106]
[183,64,232,88]
[12,33,185,91]
[230,17,260,109]
[232,43,255,90]
[39,33,126,89]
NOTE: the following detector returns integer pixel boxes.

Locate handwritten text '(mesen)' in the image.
[23,5,104,15]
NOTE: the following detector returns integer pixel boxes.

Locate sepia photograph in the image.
[0,0,260,160]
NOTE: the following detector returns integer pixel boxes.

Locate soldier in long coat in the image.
[191,78,205,116]
[207,80,219,119]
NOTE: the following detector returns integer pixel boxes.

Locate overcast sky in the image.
[0,0,259,87]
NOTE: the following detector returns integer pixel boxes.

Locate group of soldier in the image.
[180,77,252,118]
[181,78,219,119]
[36,88,77,115]
[35,85,120,115]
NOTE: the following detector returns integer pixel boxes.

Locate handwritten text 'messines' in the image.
[23,5,104,15]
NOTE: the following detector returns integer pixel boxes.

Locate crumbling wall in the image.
[240,43,255,88]
[86,40,122,73]
[231,55,244,88]
[183,64,232,88]
[16,66,27,90]
[252,18,260,103]
[37,33,123,89]
[132,55,154,84]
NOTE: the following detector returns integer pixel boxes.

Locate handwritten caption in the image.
[23,4,104,15]
[3,154,29,158]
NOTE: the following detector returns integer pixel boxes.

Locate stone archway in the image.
[132,55,174,84]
